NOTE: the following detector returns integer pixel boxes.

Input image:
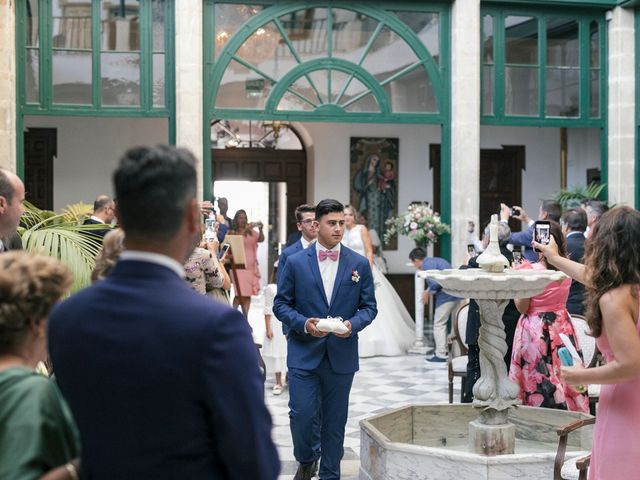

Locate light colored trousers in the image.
[433,300,460,358]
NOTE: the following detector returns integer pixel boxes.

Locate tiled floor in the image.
[247,294,455,480]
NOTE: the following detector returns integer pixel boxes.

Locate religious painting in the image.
[350,137,399,251]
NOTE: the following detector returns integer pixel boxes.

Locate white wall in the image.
[567,128,601,188]
[301,122,440,274]
[25,116,168,209]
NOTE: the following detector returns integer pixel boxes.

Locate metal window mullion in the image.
[539,15,545,119]
[166,0,176,132]
[495,11,505,117]
[92,0,101,108]
[140,0,152,111]
[42,0,52,107]
[327,6,333,102]
[579,19,590,121]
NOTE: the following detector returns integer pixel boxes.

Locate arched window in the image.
[205,2,449,124]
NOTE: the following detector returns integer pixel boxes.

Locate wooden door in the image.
[479,146,525,232]
[24,128,56,210]
[211,148,307,237]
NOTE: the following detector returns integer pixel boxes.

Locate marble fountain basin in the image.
[360,404,593,480]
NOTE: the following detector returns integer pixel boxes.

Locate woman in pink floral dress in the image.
[509,221,589,413]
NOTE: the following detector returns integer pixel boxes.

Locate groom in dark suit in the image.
[274,199,377,480]
[49,146,279,480]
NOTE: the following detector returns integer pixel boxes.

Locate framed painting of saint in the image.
[349,137,399,251]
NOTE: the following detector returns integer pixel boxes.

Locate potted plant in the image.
[18,202,105,291]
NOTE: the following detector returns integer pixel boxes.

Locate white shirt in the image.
[316,241,340,305]
[90,216,106,224]
[119,250,185,277]
[300,237,312,249]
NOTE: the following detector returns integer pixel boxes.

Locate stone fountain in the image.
[359,215,593,479]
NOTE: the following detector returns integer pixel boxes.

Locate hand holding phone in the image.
[533,221,551,252]
[218,242,231,260]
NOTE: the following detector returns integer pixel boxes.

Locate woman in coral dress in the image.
[537,207,640,479]
[510,221,589,413]
[229,209,264,316]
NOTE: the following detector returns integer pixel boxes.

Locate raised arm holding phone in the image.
[533,206,640,479]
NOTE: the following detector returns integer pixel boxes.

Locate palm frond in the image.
[62,202,93,223]
[554,183,607,209]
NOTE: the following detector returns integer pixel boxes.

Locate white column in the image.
[0,0,16,172]
[175,0,204,199]
[607,7,635,206]
[450,0,481,267]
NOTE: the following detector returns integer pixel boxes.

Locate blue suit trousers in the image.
[289,354,354,480]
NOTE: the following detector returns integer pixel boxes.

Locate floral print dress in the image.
[509,261,589,413]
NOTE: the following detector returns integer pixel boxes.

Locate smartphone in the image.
[534,221,551,246]
[558,347,574,366]
[467,244,476,256]
[512,248,523,265]
[218,242,231,259]
[511,207,520,217]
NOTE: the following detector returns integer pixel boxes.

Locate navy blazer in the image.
[49,260,280,480]
[566,232,586,315]
[273,244,377,374]
[509,223,538,262]
[277,239,304,283]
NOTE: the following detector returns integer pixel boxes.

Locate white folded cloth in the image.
[316,317,349,334]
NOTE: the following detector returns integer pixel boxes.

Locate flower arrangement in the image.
[384,203,450,248]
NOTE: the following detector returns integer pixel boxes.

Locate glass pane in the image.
[52,0,92,49]
[344,93,379,113]
[384,67,436,113]
[215,59,273,109]
[331,69,352,103]
[337,77,370,107]
[101,52,141,106]
[362,25,419,83]
[307,70,328,104]
[505,16,538,65]
[152,0,166,52]
[215,4,264,59]
[289,76,322,106]
[393,11,440,64]
[277,91,315,111]
[101,0,140,51]
[546,18,578,67]
[153,53,165,107]
[483,15,493,64]
[236,21,289,81]
[26,49,39,104]
[590,21,599,67]
[279,8,329,61]
[545,67,579,117]
[505,66,538,115]
[26,0,39,47]
[590,69,600,117]
[483,65,494,115]
[329,9,380,63]
[52,50,92,104]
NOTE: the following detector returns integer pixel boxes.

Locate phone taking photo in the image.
[534,221,551,251]
[467,244,476,256]
[218,242,231,259]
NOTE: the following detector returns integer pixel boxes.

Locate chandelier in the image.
[215,6,280,65]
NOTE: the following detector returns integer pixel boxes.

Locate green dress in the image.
[0,367,80,480]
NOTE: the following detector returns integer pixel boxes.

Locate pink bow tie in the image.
[319,250,339,261]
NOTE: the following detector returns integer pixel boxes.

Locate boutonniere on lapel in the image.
[351,269,360,283]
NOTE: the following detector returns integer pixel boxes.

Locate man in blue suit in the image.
[274,199,377,480]
[278,203,317,280]
[49,146,280,480]
[500,200,562,262]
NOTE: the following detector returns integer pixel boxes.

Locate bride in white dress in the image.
[342,205,415,357]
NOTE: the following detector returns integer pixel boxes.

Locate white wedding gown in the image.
[342,225,416,357]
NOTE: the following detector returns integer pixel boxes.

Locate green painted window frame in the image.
[636,8,640,209]
[15,0,176,179]
[205,1,450,124]
[480,6,607,127]
[203,0,453,258]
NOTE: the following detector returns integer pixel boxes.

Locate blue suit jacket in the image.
[273,245,377,374]
[49,260,280,480]
[509,223,538,262]
[277,239,304,283]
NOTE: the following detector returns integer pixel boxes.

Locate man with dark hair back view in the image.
[0,168,25,252]
[83,194,116,238]
[49,146,280,480]
[500,199,562,262]
[562,208,588,315]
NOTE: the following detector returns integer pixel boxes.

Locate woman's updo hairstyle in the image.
[0,252,72,353]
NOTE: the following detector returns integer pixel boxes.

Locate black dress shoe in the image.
[293,459,318,480]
